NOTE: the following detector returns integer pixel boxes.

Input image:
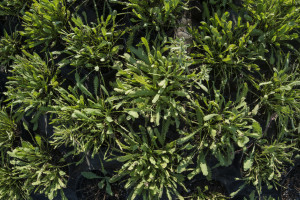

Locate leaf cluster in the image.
[111,37,209,126]
[242,140,295,195]
[62,10,125,71]
[188,11,264,79]
[111,119,190,200]
[51,73,120,158]
[21,0,70,49]
[4,51,60,130]
[242,0,300,65]
[0,30,21,71]
[112,0,188,32]
[0,0,32,16]
[7,137,68,200]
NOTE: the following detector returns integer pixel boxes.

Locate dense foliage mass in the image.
[0,0,299,200]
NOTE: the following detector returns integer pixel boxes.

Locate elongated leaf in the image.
[72,110,89,120]
[82,172,102,179]
[203,114,219,121]
[199,153,208,176]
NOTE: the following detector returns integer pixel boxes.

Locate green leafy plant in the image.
[110,118,190,200]
[0,30,21,72]
[0,165,31,200]
[241,139,295,198]
[187,83,263,180]
[4,51,60,130]
[8,135,68,200]
[0,107,25,200]
[51,73,121,159]
[242,0,300,65]
[21,0,70,49]
[0,107,16,151]
[253,56,300,137]
[111,37,210,127]
[61,9,125,71]
[188,11,264,79]
[200,0,237,22]
[112,0,188,33]
[0,0,32,16]
[190,184,229,200]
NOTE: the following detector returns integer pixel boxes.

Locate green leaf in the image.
[252,104,260,115]
[237,136,249,147]
[128,110,139,119]
[252,121,262,138]
[177,155,193,173]
[152,94,160,103]
[149,157,156,165]
[199,153,209,176]
[106,181,113,196]
[117,154,135,162]
[98,179,105,189]
[177,131,197,145]
[203,45,213,57]
[35,134,42,147]
[81,172,102,179]
[203,114,219,121]
[243,157,253,171]
[72,110,89,120]
[106,116,113,122]
[141,37,150,55]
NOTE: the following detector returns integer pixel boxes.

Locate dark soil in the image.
[76,170,127,200]
[183,178,228,199]
[281,165,300,200]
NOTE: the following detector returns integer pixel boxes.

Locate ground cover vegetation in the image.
[0,0,299,199]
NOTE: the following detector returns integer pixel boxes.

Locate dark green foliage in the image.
[0,0,32,16]
[0,107,16,150]
[111,119,189,200]
[0,0,299,199]
[189,11,264,79]
[0,166,31,200]
[0,30,21,71]
[111,38,209,127]
[51,73,120,159]
[4,51,60,130]
[21,0,70,49]
[112,0,188,33]
[62,10,125,71]
[243,0,300,65]
[252,55,300,138]
[242,139,295,196]
[187,83,263,180]
[8,136,68,200]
